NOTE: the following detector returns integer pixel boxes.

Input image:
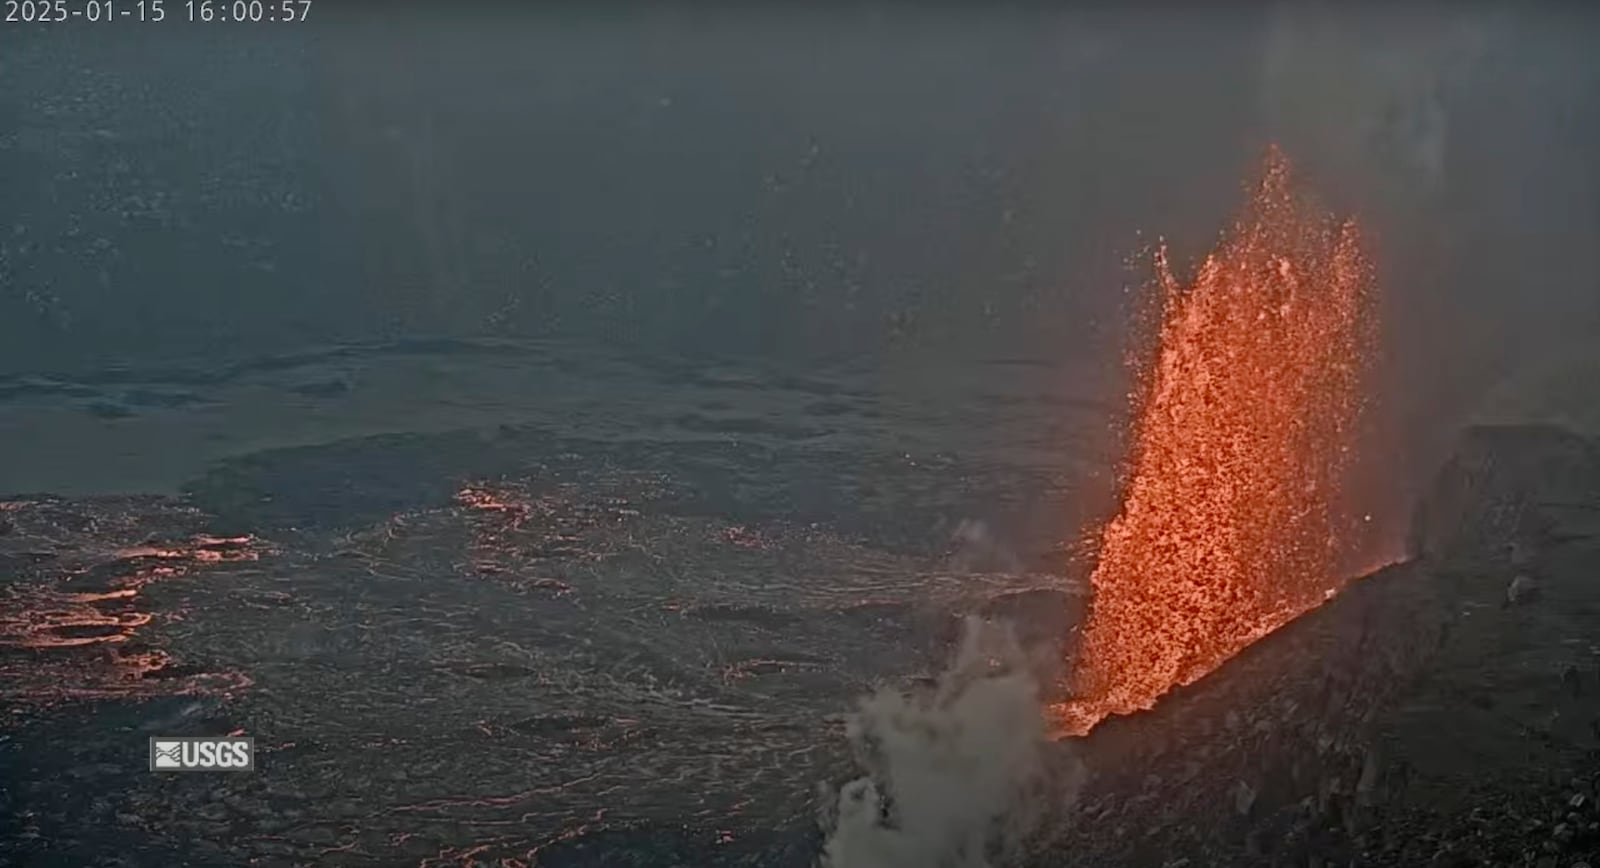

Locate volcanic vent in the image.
[1054,148,1378,736]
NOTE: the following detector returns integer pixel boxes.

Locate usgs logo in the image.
[148,737,255,772]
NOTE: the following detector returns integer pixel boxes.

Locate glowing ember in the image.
[1053,147,1376,736]
[0,512,267,713]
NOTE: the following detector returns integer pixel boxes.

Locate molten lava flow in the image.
[1054,147,1376,736]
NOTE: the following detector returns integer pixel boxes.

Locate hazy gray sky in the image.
[2,3,1595,428]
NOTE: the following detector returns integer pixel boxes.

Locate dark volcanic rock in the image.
[1036,424,1600,867]
[1408,424,1600,563]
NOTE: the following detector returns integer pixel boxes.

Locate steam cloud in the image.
[818,616,1080,868]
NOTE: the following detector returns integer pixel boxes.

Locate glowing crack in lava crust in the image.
[1052,148,1377,736]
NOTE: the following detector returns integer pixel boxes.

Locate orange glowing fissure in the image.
[1052,147,1377,736]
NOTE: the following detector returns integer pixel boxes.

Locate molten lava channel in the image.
[1054,147,1377,736]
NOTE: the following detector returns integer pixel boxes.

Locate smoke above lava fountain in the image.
[1052,147,1378,736]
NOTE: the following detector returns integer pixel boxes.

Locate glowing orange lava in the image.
[1053,147,1376,736]
[0,523,266,712]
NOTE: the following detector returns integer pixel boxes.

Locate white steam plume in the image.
[818,616,1080,868]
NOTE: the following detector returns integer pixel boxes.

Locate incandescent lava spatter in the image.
[1054,147,1378,736]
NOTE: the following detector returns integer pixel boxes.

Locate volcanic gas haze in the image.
[1054,147,1378,736]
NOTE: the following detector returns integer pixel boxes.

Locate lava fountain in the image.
[1053,147,1377,736]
